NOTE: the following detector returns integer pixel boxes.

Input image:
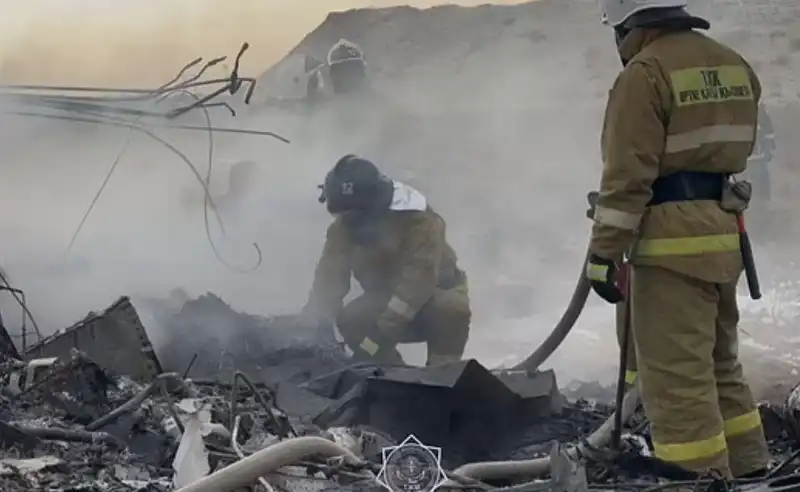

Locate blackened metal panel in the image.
[25,297,162,382]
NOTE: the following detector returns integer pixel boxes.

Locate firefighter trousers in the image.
[336,284,471,366]
[625,265,770,477]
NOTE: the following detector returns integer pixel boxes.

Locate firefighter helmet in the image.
[599,0,687,27]
[327,39,365,66]
[327,39,367,94]
[319,155,393,214]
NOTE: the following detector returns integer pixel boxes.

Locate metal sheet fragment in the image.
[25,296,162,383]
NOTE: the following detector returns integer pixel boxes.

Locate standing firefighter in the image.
[587,0,770,478]
[300,155,471,366]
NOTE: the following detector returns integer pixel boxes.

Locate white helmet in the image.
[599,0,687,27]
[327,39,365,66]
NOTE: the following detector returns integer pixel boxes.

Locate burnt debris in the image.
[0,293,799,491]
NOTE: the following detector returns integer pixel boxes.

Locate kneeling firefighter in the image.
[300,154,470,366]
[587,0,770,478]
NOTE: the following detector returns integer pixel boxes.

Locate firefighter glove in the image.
[586,254,624,304]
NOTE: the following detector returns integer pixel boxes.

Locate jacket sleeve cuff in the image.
[593,205,641,231]
[590,223,635,262]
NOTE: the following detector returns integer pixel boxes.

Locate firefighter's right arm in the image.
[304,220,352,321]
[590,61,666,261]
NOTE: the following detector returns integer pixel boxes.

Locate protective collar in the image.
[616,9,709,65]
[618,28,672,64]
[389,181,427,212]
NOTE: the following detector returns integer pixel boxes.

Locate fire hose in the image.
[172,361,638,492]
[231,415,275,492]
[511,250,591,372]
[444,386,640,483]
[513,191,598,372]
[173,436,364,492]
[445,247,639,485]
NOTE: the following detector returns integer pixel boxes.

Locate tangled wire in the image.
[0,41,290,274]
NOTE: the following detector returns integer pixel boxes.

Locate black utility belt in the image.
[649,171,727,206]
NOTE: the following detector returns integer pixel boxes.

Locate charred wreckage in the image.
[0,45,799,492]
[2,292,800,492]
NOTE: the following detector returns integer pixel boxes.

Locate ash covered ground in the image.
[0,0,799,489]
[2,294,800,491]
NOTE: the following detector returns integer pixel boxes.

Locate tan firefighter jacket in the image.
[590,28,762,283]
[305,181,464,333]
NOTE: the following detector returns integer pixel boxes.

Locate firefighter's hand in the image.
[586,254,624,304]
[586,191,599,220]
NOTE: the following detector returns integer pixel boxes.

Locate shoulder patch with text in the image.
[670,65,753,107]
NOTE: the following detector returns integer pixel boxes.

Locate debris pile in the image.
[0,354,299,491]
[150,292,348,381]
[1,294,800,491]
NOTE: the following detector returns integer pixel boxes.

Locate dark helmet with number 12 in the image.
[318,154,393,214]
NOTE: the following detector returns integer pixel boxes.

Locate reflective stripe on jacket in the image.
[591,29,761,283]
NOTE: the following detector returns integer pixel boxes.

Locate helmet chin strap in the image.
[614,26,632,66]
[614,26,630,47]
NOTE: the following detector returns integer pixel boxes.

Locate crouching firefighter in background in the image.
[586,0,770,479]
[299,154,471,366]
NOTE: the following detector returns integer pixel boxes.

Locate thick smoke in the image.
[0,0,613,378]
[0,0,797,386]
[0,1,477,332]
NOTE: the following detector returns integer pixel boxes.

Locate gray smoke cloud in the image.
[0,0,611,379]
